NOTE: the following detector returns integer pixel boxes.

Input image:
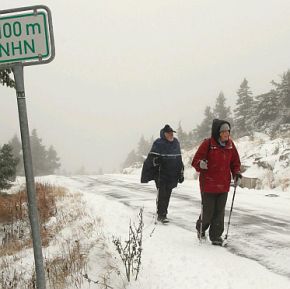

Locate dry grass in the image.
[0,183,62,254]
[0,182,123,289]
[0,183,92,289]
[46,239,88,289]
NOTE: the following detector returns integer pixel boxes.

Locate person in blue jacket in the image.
[141,124,184,223]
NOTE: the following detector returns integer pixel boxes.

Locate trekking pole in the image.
[224,184,238,243]
[199,197,203,243]
[155,160,161,224]
[199,171,205,243]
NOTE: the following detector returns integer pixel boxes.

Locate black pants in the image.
[196,192,228,241]
[156,182,173,217]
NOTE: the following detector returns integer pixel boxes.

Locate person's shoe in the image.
[211,237,224,246]
[157,215,169,224]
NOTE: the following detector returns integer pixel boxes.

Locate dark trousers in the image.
[156,182,173,217]
[196,192,228,241]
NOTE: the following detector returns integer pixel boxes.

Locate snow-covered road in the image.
[68,174,290,280]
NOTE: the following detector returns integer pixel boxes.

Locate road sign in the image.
[0,5,54,66]
[0,5,55,289]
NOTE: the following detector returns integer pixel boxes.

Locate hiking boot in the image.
[157,215,169,224]
[211,237,224,246]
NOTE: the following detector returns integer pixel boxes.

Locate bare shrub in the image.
[112,208,144,282]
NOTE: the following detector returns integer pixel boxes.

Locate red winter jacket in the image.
[192,137,241,193]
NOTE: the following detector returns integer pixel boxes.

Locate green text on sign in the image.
[0,12,49,64]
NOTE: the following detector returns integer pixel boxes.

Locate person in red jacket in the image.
[192,119,242,246]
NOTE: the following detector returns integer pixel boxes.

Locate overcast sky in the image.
[1,0,290,173]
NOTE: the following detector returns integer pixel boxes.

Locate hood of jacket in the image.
[211,119,231,143]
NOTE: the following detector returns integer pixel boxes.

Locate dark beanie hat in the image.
[163,124,176,133]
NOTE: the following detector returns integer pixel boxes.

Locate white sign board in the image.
[0,6,54,66]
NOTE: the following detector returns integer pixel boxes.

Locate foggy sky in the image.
[1,0,290,173]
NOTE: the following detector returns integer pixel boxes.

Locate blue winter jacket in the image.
[141,128,184,188]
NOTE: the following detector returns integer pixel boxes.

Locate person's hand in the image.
[234,172,242,186]
[199,160,208,170]
[179,172,184,183]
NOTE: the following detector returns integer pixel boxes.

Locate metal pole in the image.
[224,184,237,241]
[12,64,46,289]
[199,172,205,243]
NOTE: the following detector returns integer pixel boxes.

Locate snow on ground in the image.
[226,133,290,189]
[38,173,290,289]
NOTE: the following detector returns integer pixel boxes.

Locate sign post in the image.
[0,5,55,289]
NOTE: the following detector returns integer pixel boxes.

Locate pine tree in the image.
[0,144,18,190]
[195,106,214,142]
[30,129,49,176]
[122,150,139,169]
[46,145,61,174]
[254,90,279,133]
[177,122,188,150]
[137,136,150,161]
[234,78,255,137]
[75,166,86,175]
[9,134,24,175]
[185,130,195,150]
[0,69,15,88]
[272,70,290,127]
[213,91,232,121]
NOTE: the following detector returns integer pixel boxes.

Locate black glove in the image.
[179,169,184,183]
[234,172,242,186]
[179,175,184,183]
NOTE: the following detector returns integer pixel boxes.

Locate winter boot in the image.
[157,215,169,224]
[211,237,224,246]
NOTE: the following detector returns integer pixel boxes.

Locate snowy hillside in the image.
[236,133,290,190]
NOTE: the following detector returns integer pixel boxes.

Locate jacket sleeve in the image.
[191,139,210,173]
[230,141,241,177]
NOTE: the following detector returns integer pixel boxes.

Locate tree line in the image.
[0,129,61,190]
[0,70,61,189]
[123,69,290,168]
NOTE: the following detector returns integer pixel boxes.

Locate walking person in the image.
[141,124,184,223]
[191,119,242,245]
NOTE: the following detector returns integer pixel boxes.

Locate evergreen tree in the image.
[137,135,150,161]
[75,166,86,175]
[9,134,24,175]
[213,91,232,121]
[46,145,61,174]
[254,90,279,133]
[0,144,18,190]
[8,132,61,176]
[234,78,255,137]
[194,106,214,142]
[122,150,139,169]
[177,122,188,149]
[0,69,15,88]
[272,70,290,126]
[30,129,49,176]
[185,130,195,150]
